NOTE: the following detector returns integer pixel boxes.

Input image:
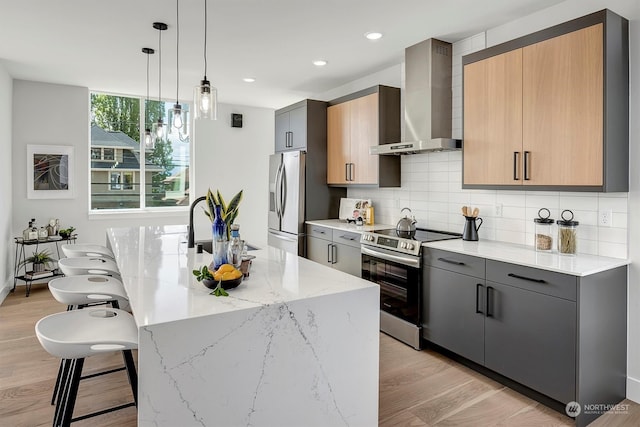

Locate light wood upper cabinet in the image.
[522,24,603,186]
[464,50,523,185]
[327,102,350,184]
[327,86,400,187]
[462,10,628,192]
[349,93,379,185]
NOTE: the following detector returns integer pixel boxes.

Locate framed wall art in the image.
[27,145,74,199]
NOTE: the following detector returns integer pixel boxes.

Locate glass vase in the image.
[211,205,228,269]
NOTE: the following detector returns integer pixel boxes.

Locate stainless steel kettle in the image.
[396,207,417,237]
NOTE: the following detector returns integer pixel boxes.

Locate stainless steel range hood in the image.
[370,38,461,155]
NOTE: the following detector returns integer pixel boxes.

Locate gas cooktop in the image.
[361,228,461,256]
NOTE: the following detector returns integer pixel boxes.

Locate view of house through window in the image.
[90,92,190,210]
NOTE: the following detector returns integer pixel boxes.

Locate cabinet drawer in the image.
[332,229,361,249]
[306,225,332,241]
[486,260,577,301]
[423,249,485,279]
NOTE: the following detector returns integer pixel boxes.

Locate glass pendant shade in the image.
[172,103,183,129]
[144,128,154,149]
[194,79,217,120]
[154,119,165,141]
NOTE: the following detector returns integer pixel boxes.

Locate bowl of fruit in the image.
[193,263,243,291]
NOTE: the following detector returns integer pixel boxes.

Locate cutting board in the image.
[338,198,371,221]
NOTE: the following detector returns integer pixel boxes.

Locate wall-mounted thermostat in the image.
[231,113,243,128]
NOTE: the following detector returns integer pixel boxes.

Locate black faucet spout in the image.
[188,195,207,248]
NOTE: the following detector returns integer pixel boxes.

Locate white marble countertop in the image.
[106,225,379,327]
[424,239,629,277]
[306,218,395,233]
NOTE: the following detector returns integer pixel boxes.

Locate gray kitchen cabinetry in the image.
[275,99,326,152]
[422,249,486,365]
[306,224,361,277]
[423,249,627,427]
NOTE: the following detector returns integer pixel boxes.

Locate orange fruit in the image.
[216,264,235,274]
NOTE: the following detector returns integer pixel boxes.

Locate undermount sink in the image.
[195,240,259,254]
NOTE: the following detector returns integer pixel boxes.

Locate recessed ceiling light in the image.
[313,59,328,67]
[365,32,383,40]
[243,77,256,83]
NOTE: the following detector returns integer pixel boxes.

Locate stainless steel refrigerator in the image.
[268,151,345,255]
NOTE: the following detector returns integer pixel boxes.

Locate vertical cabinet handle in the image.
[327,244,332,263]
[475,283,484,314]
[524,151,531,181]
[513,152,520,181]
[345,163,349,181]
[349,163,355,181]
[332,244,337,264]
[486,286,494,317]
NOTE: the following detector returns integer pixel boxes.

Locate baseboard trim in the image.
[626,376,640,403]
[0,279,11,305]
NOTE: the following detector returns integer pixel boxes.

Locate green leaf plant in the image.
[204,188,243,240]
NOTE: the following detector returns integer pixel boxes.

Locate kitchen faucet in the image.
[187,195,207,248]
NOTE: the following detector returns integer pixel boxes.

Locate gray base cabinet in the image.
[423,266,485,365]
[306,225,361,277]
[484,281,576,404]
[422,248,627,427]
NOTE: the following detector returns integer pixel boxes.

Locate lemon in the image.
[213,271,223,281]
[216,264,235,274]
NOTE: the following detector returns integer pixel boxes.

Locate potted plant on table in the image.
[19,249,55,273]
[58,226,76,240]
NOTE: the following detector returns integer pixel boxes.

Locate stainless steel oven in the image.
[361,228,461,350]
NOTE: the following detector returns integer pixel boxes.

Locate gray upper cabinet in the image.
[275,100,317,152]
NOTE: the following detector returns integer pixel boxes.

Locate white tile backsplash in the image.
[346,32,628,260]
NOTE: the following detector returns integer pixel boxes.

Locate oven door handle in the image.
[361,245,421,268]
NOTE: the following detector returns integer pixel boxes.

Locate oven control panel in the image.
[360,232,422,256]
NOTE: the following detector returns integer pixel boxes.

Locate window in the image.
[90,92,190,210]
[109,171,134,191]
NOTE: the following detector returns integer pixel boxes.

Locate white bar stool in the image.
[57,257,121,279]
[48,275,127,309]
[61,244,115,260]
[47,275,131,409]
[35,308,138,427]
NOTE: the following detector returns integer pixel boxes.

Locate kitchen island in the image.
[106,225,379,427]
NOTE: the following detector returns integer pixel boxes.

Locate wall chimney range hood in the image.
[370,38,461,155]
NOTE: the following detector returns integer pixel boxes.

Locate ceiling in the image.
[0,0,564,109]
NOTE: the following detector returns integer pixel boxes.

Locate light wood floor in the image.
[2,283,640,426]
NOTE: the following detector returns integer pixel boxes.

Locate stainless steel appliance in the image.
[369,38,461,155]
[268,151,344,255]
[361,228,461,349]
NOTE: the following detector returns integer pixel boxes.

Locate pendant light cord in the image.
[175,0,180,104]
[158,27,162,118]
[203,0,208,79]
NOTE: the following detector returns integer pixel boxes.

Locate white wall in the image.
[11,80,188,250]
[192,103,274,249]
[9,80,273,297]
[0,62,13,300]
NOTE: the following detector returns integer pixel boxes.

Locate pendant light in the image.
[170,0,188,140]
[194,0,217,121]
[152,22,168,142]
[142,47,155,149]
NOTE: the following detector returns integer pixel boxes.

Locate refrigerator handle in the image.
[275,162,283,218]
[280,162,287,218]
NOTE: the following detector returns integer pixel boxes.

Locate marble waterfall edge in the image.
[139,289,379,427]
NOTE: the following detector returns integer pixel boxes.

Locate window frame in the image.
[89,90,192,214]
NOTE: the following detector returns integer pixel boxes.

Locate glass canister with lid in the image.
[557,209,579,255]
[534,208,554,252]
